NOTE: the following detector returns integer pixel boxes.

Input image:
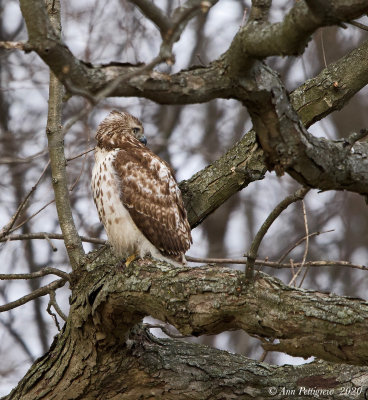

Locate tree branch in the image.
[0,267,70,282]
[0,279,67,313]
[244,61,368,196]
[186,256,368,271]
[88,260,368,365]
[0,232,105,245]
[126,0,172,35]
[8,322,368,399]
[44,0,84,269]
[246,187,309,278]
[224,0,368,75]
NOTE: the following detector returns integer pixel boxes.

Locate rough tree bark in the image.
[3,0,368,398]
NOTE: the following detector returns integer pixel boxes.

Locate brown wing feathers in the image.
[113,140,192,258]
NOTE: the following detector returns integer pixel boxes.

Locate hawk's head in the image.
[95,110,147,149]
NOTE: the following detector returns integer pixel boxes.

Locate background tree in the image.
[0,0,368,398]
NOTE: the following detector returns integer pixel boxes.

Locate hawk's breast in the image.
[91,147,161,258]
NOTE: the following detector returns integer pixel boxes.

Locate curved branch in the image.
[224,0,368,75]
[18,0,368,106]
[90,261,368,365]
[244,60,368,196]
[246,187,309,278]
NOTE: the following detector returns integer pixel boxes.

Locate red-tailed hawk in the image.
[91,110,192,265]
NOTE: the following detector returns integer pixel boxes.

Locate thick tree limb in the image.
[18,0,368,104]
[7,323,368,400]
[180,39,368,224]
[243,62,368,196]
[6,267,368,399]
[224,0,368,75]
[84,259,368,365]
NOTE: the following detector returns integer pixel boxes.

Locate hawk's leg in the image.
[125,253,138,267]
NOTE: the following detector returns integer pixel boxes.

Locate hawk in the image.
[91,110,192,265]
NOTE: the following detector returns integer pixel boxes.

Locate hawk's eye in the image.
[132,127,140,135]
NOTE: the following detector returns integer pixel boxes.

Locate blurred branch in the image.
[0,149,47,164]
[0,279,67,312]
[0,267,70,282]
[348,20,368,31]
[0,41,27,50]
[296,201,310,287]
[245,187,310,279]
[45,0,85,269]
[0,161,50,238]
[8,199,55,234]
[126,0,172,35]
[278,229,334,263]
[0,317,35,362]
[127,0,217,44]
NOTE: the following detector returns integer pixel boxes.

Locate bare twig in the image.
[0,232,105,245]
[245,187,310,279]
[0,41,27,50]
[48,290,67,322]
[0,279,67,312]
[126,0,172,35]
[0,266,70,282]
[0,317,35,362]
[66,147,95,162]
[186,256,368,271]
[297,201,310,287]
[47,300,61,331]
[0,149,48,165]
[9,200,55,234]
[348,20,368,31]
[43,233,58,252]
[320,30,328,68]
[277,229,334,264]
[0,160,50,238]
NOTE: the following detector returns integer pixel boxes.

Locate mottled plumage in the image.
[91,110,192,265]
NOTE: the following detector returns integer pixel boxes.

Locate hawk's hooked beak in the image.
[139,136,147,146]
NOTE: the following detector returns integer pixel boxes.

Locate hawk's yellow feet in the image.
[125,253,138,267]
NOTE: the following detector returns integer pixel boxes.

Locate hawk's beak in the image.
[139,136,147,146]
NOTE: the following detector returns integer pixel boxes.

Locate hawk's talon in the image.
[125,253,138,267]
